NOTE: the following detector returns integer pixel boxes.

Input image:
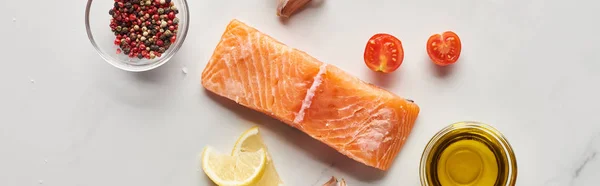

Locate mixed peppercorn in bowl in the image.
[86,0,189,72]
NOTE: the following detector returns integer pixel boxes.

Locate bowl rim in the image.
[419,121,518,186]
[85,0,190,72]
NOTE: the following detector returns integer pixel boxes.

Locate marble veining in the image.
[544,133,600,186]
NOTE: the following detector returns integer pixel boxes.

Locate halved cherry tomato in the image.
[427,31,462,66]
[364,33,404,73]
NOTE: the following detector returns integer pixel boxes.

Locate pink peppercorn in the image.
[168,12,175,19]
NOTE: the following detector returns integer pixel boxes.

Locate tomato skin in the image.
[427,31,462,66]
[364,33,404,73]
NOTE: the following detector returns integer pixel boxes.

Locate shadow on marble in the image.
[204,89,388,182]
[131,51,186,83]
[199,174,217,186]
[367,67,401,89]
[427,55,456,78]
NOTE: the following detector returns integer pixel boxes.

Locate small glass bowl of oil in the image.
[420,121,517,186]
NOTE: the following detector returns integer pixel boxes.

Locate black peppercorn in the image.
[137,53,143,59]
[109,9,114,16]
[125,2,132,8]
[149,45,156,51]
[166,0,171,3]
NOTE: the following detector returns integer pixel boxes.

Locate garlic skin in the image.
[322,176,347,186]
[277,0,312,18]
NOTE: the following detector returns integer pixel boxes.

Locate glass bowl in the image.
[420,121,517,186]
[85,0,189,72]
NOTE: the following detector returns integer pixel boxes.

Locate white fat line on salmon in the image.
[293,63,327,124]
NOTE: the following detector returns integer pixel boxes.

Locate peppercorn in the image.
[163,30,172,37]
[110,0,179,59]
[168,12,175,20]
[151,45,159,51]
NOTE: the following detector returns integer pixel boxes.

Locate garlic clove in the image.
[322,176,348,186]
[277,0,312,18]
[322,177,337,186]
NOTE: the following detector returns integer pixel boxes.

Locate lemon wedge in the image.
[232,126,284,186]
[201,146,267,186]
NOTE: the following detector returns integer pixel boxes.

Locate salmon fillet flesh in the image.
[201,19,420,170]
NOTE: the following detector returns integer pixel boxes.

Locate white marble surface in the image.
[1,0,600,185]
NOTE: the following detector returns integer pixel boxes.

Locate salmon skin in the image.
[201,19,420,170]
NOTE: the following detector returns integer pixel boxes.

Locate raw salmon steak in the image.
[201,19,420,170]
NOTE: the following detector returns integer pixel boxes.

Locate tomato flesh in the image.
[364,33,404,73]
[427,31,462,66]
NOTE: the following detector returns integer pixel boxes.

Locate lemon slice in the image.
[202,146,267,186]
[232,126,284,186]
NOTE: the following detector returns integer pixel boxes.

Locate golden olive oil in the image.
[420,122,517,186]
